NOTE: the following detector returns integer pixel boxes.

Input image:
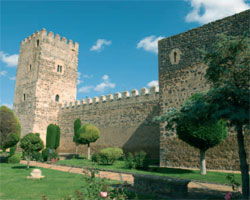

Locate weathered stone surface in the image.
[158,10,250,169]
[27,168,44,179]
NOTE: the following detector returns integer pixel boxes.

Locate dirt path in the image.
[20,160,235,197]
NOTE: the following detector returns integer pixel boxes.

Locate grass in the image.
[57,158,241,185]
[0,162,158,200]
[0,163,91,199]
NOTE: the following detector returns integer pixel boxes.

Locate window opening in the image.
[37,40,39,46]
[30,64,32,71]
[23,94,26,101]
[55,95,60,102]
[174,51,177,63]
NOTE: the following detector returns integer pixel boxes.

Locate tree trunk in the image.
[27,156,30,169]
[75,144,78,157]
[200,149,206,175]
[236,125,249,199]
[87,143,90,160]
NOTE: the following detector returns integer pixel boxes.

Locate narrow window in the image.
[60,66,62,72]
[37,40,39,46]
[57,65,60,72]
[30,64,32,71]
[55,95,59,102]
[23,94,26,101]
[174,51,177,63]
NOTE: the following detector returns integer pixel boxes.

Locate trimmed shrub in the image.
[94,147,123,165]
[124,152,136,169]
[9,145,17,156]
[125,151,149,170]
[42,148,58,161]
[46,124,60,150]
[134,151,149,170]
[77,124,100,160]
[8,154,21,164]
[91,153,99,163]
[31,151,43,161]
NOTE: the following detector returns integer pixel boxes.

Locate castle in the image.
[14,10,249,170]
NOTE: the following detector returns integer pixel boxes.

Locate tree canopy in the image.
[0,106,21,150]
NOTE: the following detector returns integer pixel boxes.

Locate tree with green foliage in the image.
[46,124,60,150]
[20,133,44,168]
[73,118,81,155]
[0,106,21,151]
[77,124,100,160]
[202,33,250,198]
[156,93,228,175]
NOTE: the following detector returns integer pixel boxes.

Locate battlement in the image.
[20,28,79,51]
[60,86,159,109]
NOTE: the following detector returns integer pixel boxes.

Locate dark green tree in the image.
[0,106,21,151]
[203,33,250,198]
[46,124,60,150]
[73,119,81,155]
[20,133,44,168]
[156,93,228,175]
[77,124,100,160]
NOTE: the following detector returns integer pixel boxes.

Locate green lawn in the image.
[0,163,91,199]
[0,163,157,200]
[57,158,242,185]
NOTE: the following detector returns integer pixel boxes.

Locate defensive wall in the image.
[57,87,160,160]
[158,10,250,170]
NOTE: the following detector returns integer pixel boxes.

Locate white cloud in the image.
[94,75,115,92]
[82,74,93,79]
[185,0,250,24]
[102,74,109,81]
[90,39,112,52]
[77,72,93,85]
[0,70,7,76]
[137,35,164,54]
[78,74,115,94]
[78,86,94,93]
[9,76,16,81]
[147,80,159,88]
[0,51,19,67]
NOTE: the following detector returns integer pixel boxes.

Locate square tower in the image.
[13,29,79,142]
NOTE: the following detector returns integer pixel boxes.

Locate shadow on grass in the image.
[149,166,195,174]
[0,156,8,163]
[12,165,35,169]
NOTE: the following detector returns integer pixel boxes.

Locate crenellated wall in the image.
[57,86,160,159]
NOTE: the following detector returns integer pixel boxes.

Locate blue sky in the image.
[1,0,249,107]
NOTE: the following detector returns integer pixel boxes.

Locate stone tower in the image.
[13,29,79,142]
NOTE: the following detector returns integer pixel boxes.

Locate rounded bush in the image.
[8,154,21,164]
[95,147,123,165]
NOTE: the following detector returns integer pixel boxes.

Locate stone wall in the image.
[158,10,250,169]
[14,29,78,141]
[57,87,160,159]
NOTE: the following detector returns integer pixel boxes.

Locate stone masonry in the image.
[158,10,250,169]
[14,10,249,168]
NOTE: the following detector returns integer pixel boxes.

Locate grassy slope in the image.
[57,159,241,185]
[0,163,94,199]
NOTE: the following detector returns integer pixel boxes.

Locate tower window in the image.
[57,65,62,72]
[174,51,177,63]
[37,40,39,46]
[30,64,32,71]
[55,95,60,102]
[23,94,26,101]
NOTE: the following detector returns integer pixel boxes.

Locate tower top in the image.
[20,28,79,51]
